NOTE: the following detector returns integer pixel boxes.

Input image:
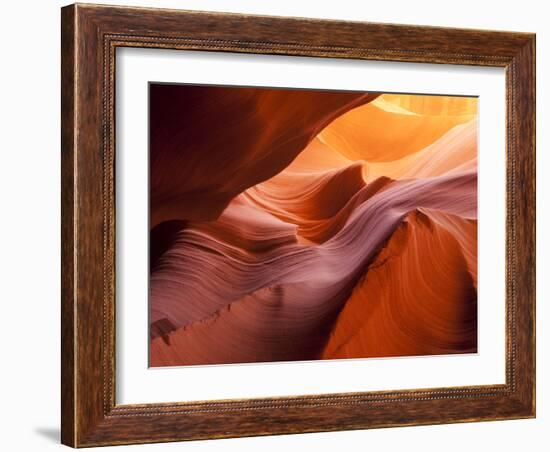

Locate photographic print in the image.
[148,84,478,367]
[61,6,536,444]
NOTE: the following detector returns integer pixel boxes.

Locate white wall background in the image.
[0,1,546,450]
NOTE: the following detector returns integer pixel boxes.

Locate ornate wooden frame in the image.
[61,3,536,447]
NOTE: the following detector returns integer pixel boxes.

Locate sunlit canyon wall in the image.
[148,84,478,367]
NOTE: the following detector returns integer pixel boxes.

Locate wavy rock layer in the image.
[150,84,377,226]
[322,208,477,360]
[149,87,478,366]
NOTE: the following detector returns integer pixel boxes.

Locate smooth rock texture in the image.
[149,86,478,367]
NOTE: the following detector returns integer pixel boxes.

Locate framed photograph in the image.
[61,3,536,447]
